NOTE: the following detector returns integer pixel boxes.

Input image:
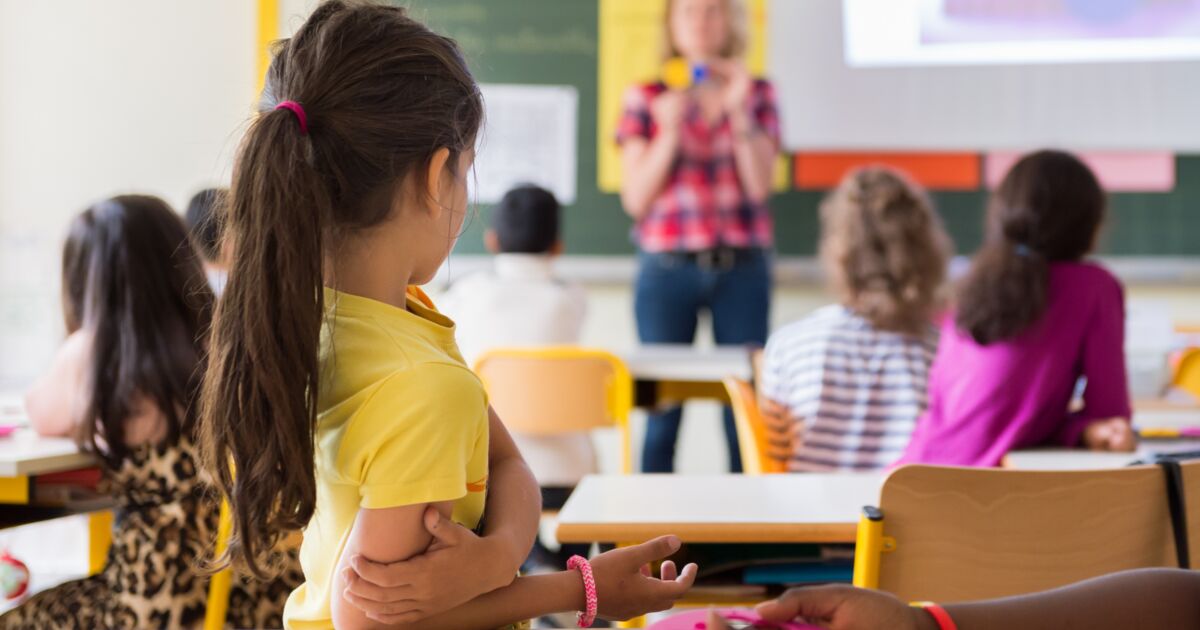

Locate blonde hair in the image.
[662,0,749,61]
[819,167,951,335]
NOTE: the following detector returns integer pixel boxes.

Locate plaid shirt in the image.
[616,79,780,253]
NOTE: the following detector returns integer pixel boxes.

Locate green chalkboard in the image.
[406,0,1200,257]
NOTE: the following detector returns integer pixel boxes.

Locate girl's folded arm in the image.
[479,405,541,577]
[332,502,446,630]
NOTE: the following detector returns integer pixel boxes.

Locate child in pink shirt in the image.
[899,150,1135,467]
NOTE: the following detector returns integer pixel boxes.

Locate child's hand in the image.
[342,506,512,625]
[742,585,934,630]
[589,535,698,620]
[760,398,800,463]
[1082,417,1136,452]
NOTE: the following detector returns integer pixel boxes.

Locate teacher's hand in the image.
[651,90,689,136]
[712,59,753,116]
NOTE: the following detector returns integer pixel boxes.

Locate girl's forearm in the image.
[481,452,541,578]
[388,571,585,630]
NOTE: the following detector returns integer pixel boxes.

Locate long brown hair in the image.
[956,150,1105,345]
[62,195,213,466]
[198,1,483,576]
[819,167,950,335]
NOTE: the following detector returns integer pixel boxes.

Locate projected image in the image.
[921,0,1200,44]
[844,0,1200,66]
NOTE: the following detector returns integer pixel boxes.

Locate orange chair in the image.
[1171,347,1200,400]
[474,347,634,474]
[724,377,788,475]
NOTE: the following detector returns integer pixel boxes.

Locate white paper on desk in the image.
[475,84,578,205]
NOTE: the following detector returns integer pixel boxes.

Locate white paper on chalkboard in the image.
[475,84,578,205]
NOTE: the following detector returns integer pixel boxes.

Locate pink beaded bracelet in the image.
[567,555,598,628]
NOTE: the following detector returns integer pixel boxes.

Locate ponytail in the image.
[955,242,1048,345]
[197,1,483,576]
[199,108,330,576]
[954,150,1105,345]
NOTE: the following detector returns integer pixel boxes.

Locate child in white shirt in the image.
[441,185,591,489]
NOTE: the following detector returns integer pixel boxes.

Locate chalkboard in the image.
[407,0,1200,257]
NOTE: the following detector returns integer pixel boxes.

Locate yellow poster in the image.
[597,0,786,194]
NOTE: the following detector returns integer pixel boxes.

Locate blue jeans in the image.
[634,249,772,473]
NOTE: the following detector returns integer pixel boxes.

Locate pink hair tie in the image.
[567,555,598,628]
[275,100,308,135]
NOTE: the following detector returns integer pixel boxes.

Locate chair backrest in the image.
[474,347,633,472]
[1172,347,1200,399]
[872,464,1178,603]
[724,377,787,475]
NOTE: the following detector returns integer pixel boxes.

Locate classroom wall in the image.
[1,1,1199,408]
[0,1,258,389]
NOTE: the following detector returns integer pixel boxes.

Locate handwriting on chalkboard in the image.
[419,3,596,58]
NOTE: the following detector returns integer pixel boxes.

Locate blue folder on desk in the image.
[743,563,854,585]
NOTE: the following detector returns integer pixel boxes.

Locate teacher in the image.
[617,0,780,473]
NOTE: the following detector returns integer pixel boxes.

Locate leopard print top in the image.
[0,437,302,629]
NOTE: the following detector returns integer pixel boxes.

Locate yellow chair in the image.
[474,347,634,474]
[203,500,234,630]
[723,377,787,475]
[1172,347,1200,400]
[853,464,1180,603]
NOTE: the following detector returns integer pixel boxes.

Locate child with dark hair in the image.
[197,4,692,628]
[899,150,1135,467]
[184,187,230,295]
[442,184,586,367]
[9,195,300,628]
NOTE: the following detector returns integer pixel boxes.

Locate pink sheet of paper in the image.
[647,608,821,630]
[984,151,1176,192]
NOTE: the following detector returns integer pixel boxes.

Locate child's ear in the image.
[423,147,453,218]
[484,229,500,254]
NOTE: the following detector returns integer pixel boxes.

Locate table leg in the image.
[87,510,113,575]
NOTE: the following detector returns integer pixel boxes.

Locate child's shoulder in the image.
[768,305,855,348]
[1051,260,1124,297]
[355,363,485,427]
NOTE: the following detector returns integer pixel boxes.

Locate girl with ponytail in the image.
[898,150,1135,468]
[198,3,695,628]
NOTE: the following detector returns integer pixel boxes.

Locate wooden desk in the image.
[623,345,753,408]
[556,473,882,544]
[1004,440,1198,471]
[0,428,109,574]
[0,429,97,479]
[1133,398,1200,430]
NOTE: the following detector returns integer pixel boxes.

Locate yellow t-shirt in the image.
[284,288,490,629]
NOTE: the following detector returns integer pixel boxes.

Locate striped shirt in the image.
[760,305,937,472]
